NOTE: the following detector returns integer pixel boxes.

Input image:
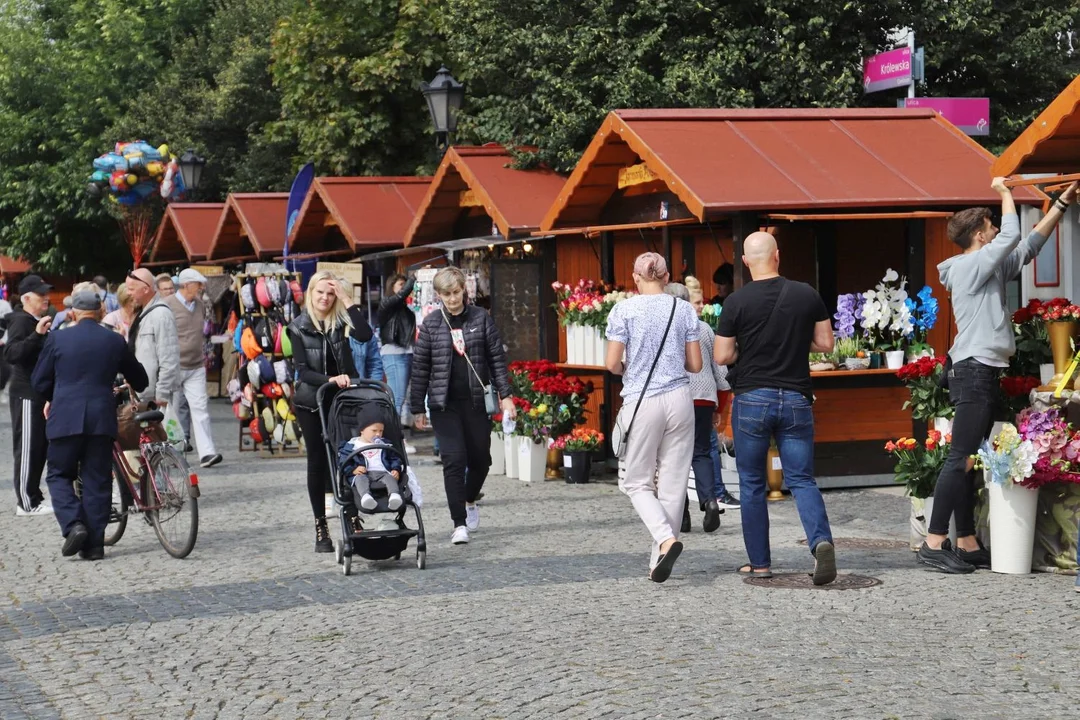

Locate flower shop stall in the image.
[539,108,1044,482]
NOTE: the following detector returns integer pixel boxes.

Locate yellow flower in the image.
[538,403,548,413]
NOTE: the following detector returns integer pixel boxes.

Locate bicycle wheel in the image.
[103,461,130,546]
[146,444,198,558]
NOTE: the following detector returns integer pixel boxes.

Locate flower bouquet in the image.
[554,427,604,483]
[904,286,939,358]
[896,356,952,421]
[700,303,722,333]
[1016,407,1080,488]
[553,280,633,365]
[976,423,1038,487]
[999,375,1040,420]
[977,421,1042,574]
[885,431,951,499]
[860,269,914,353]
[1010,299,1053,378]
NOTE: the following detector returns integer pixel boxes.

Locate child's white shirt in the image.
[348,436,390,474]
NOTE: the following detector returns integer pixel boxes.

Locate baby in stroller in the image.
[337,407,405,512]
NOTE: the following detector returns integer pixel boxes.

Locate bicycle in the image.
[98,386,201,558]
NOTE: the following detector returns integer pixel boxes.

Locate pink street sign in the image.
[905,97,990,136]
[863,47,912,94]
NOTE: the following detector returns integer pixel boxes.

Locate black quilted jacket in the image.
[410,305,511,413]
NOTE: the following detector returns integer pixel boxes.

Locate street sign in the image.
[905,97,990,136]
[863,47,912,94]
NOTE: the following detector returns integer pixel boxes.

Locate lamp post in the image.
[420,66,465,159]
[177,149,207,199]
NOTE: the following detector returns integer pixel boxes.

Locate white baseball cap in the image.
[177,268,207,285]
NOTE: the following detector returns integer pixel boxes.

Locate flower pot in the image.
[504,435,519,478]
[518,437,547,483]
[987,481,1039,574]
[1040,363,1056,386]
[932,417,953,436]
[885,350,905,370]
[489,432,505,476]
[921,495,957,545]
[1046,320,1078,385]
[566,324,582,365]
[869,352,882,369]
[564,450,592,483]
[593,327,607,367]
[545,446,563,480]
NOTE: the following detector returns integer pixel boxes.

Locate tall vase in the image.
[932,417,953,436]
[545,446,563,480]
[1046,320,1078,386]
[504,435,519,479]
[490,432,505,476]
[766,446,785,500]
[593,327,607,366]
[565,324,578,365]
[986,481,1039,574]
[518,437,547,483]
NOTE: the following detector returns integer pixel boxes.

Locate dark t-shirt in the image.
[715,277,828,399]
[446,310,472,401]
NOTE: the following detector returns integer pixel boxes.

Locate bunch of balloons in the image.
[88,141,186,205]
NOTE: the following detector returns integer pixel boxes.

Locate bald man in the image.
[713,231,837,585]
[125,268,180,407]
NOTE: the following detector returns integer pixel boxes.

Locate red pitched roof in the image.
[149,204,225,264]
[993,75,1080,176]
[288,177,431,255]
[0,255,30,274]
[543,108,1042,230]
[405,145,566,247]
[207,193,289,262]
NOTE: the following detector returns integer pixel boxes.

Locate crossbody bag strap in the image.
[442,308,491,393]
[623,297,678,438]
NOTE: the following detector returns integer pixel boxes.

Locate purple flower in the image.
[834,293,858,339]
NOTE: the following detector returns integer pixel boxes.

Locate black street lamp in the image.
[420,66,465,159]
[177,149,207,196]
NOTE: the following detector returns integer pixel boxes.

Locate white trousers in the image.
[618,386,694,568]
[177,367,215,457]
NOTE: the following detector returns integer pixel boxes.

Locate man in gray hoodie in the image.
[918,177,1078,574]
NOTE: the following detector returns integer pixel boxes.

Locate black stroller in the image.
[316,380,426,575]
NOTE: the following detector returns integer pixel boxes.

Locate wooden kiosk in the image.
[147,203,225,268]
[204,193,291,265]
[539,108,1043,484]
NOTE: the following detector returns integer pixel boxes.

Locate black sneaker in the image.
[681,502,691,533]
[314,518,333,553]
[717,490,741,509]
[62,522,88,557]
[200,454,223,468]
[916,539,975,574]
[955,540,991,569]
[702,500,721,533]
[78,546,104,561]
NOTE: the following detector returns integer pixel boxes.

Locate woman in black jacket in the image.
[410,267,514,545]
[287,271,373,553]
[376,274,415,417]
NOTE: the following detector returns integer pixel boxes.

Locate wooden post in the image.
[681,233,695,279]
[661,225,672,277]
[600,231,615,284]
[731,212,758,289]
[905,218,926,290]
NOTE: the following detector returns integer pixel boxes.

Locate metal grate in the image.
[796,537,908,551]
[743,572,882,590]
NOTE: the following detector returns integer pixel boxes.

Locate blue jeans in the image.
[732,388,832,568]
[381,353,412,414]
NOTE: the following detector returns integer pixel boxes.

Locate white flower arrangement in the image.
[860,269,914,350]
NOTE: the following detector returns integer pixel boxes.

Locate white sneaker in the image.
[451,526,470,545]
[465,503,479,531]
[387,493,403,511]
[404,444,417,455]
[360,493,378,511]
[15,502,53,517]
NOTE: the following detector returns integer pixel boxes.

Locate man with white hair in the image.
[124,268,180,410]
[4,274,54,515]
[165,268,222,468]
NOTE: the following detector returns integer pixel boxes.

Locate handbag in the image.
[611,298,678,460]
[116,399,168,450]
[442,309,500,416]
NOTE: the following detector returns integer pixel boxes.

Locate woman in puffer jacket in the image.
[410,267,515,546]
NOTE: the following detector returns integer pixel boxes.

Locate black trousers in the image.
[10,393,47,511]
[929,358,998,537]
[46,435,113,548]
[295,407,331,519]
[430,401,491,528]
[692,404,717,505]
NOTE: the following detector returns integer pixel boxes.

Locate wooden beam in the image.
[731,212,757,289]
[661,224,672,276]
[1003,173,1080,188]
[765,211,953,221]
[600,230,614,285]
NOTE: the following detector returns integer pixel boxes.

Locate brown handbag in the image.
[116,399,167,450]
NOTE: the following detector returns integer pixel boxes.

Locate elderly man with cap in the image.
[31,289,148,559]
[165,268,222,468]
[124,268,180,410]
[4,274,55,516]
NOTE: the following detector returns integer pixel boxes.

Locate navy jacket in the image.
[31,318,150,440]
[337,437,404,478]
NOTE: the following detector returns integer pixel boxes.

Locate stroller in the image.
[316,380,426,575]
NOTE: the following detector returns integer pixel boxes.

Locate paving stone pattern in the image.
[0,402,1078,718]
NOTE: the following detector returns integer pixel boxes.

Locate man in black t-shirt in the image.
[714,232,837,585]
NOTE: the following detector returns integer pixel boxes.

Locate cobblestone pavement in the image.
[0,401,1078,719]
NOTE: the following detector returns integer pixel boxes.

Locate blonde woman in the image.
[606,253,701,582]
[101,283,136,340]
[286,271,374,552]
[410,267,514,546]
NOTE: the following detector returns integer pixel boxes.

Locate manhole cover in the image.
[743,573,882,590]
[796,537,908,551]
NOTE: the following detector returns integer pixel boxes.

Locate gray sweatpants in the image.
[618,385,694,569]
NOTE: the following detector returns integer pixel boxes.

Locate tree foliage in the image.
[0,0,1077,273]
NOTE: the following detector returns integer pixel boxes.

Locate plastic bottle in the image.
[502,416,517,435]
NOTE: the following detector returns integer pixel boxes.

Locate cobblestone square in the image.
[0,403,1077,719]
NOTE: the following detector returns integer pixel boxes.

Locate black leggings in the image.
[692,404,717,505]
[430,401,491,528]
[295,407,331,519]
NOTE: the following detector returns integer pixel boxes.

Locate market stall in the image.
[146,203,225,268]
[538,108,1044,483]
[203,193,290,266]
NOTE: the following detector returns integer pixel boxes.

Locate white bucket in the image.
[489,432,505,476]
[504,435,519,478]
[932,417,953,436]
[885,350,905,369]
[986,481,1039,574]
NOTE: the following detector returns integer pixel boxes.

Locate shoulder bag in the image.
[611,297,678,459]
[442,308,500,416]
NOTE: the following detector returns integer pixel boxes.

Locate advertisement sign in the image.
[904,97,990,136]
[863,46,912,94]
[284,162,315,251]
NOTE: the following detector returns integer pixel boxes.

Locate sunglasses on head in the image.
[126,271,151,288]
